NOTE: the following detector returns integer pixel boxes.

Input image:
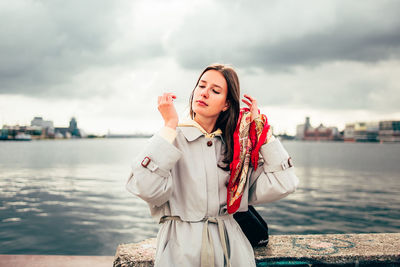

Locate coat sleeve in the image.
[248,138,299,205]
[126,133,182,207]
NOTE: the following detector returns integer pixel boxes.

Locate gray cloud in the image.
[167,0,400,71]
[160,0,400,113]
[0,0,164,97]
[1,0,399,116]
[241,60,400,114]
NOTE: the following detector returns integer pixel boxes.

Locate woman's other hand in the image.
[241,94,260,122]
[158,93,178,129]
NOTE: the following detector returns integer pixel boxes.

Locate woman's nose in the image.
[200,87,209,98]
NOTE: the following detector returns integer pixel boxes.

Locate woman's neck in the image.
[193,115,217,133]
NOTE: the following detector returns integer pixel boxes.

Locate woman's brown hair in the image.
[189,63,240,171]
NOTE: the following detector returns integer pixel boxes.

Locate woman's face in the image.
[192,70,229,120]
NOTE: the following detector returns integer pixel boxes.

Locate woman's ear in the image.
[222,101,230,112]
[223,100,230,112]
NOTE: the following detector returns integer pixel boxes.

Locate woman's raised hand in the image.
[158,92,178,129]
[241,94,260,122]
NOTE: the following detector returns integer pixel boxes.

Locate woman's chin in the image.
[192,107,206,115]
[194,111,221,120]
[193,108,211,116]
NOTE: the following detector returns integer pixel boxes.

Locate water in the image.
[0,139,399,255]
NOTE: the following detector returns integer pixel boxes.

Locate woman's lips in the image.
[196,100,208,106]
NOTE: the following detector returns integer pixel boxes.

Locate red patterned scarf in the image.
[227,108,271,214]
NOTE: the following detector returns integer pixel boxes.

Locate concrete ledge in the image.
[114,238,156,267]
[114,233,400,266]
[0,255,114,267]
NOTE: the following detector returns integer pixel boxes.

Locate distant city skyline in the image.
[2,112,400,137]
[1,1,400,136]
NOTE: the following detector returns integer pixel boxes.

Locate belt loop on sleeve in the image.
[140,156,170,177]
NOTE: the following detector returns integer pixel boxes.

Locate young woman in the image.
[126,63,299,267]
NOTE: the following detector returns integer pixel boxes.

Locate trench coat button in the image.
[207,140,213,147]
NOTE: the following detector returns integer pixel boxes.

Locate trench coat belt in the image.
[159,214,232,267]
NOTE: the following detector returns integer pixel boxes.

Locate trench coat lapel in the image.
[178,120,225,144]
[178,125,204,142]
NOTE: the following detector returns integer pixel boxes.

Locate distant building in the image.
[54,127,70,138]
[31,117,53,128]
[69,117,81,137]
[378,120,400,142]
[54,117,81,138]
[365,122,379,142]
[296,117,340,141]
[295,117,311,140]
[304,123,339,141]
[30,117,54,138]
[1,117,83,140]
[351,122,379,142]
[0,125,35,140]
[344,123,355,142]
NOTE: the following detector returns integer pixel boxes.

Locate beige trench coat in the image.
[126,125,299,267]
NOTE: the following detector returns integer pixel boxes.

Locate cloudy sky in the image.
[1,0,399,135]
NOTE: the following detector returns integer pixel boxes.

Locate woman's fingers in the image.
[242,99,252,107]
[163,93,168,102]
[161,92,177,103]
[242,94,259,121]
[159,93,177,103]
[243,94,253,101]
[164,92,176,98]
[242,94,258,109]
[158,92,179,129]
[244,94,257,103]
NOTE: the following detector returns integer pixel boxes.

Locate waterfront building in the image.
[296,117,340,141]
[366,122,379,142]
[30,117,55,138]
[54,117,82,138]
[295,117,311,140]
[68,117,81,138]
[1,117,83,140]
[69,117,81,137]
[344,123,355,142]
[303,124,340,141]
[0,125,34,141]
[31,117,54,128]
[54,127,70,138]
[378,120,400,142]
[352,122,379,142]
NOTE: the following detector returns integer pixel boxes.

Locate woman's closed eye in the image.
[199,85,220,94]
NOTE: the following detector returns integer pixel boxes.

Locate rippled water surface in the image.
[0,139,399,255]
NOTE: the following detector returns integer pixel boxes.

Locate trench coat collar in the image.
[178,119,225,144]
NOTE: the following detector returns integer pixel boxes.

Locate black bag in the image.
[233,205,269,247]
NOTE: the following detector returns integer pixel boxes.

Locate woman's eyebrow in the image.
[199,79,222,89]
